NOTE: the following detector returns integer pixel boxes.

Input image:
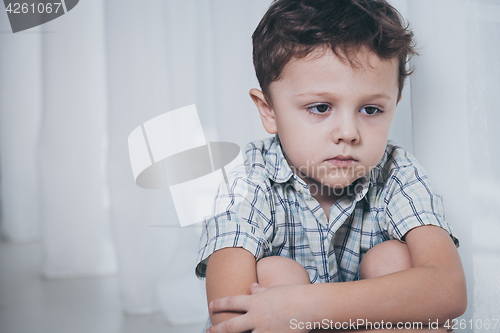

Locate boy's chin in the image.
[312,178,357,191]
[301,173,363,193]
[323,175,370,190]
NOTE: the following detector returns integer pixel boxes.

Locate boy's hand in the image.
[208,282,310,333]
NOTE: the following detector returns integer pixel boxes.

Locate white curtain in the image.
[0,0,498,328]
[0,0,272,324]
[408,0,500,323]
[38,0,116,279]
[0,22,41,242]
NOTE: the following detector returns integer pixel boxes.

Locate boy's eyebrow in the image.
[293,91,392,100]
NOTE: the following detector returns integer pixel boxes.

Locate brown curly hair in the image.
[252,0,417,102]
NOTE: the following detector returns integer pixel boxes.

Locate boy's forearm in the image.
[295,227,466,326]
[296,271,453,332]
[302,267,459,324]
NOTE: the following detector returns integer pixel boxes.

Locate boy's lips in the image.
[326,155,357,167]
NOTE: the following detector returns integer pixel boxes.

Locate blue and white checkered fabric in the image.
[196,134,458,283]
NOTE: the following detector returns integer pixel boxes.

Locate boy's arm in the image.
[208,225,466,332]
[306,225,467,324]
[206,247,258,326]
[307,225,466,332]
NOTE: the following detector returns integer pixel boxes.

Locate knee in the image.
[359,240,412,280]
[256,256,311,287]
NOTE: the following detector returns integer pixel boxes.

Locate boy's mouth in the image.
[326,155,357,167]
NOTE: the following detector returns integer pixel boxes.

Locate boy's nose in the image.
[331,111,360,144]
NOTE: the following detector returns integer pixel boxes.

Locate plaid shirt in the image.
[196,135,458,283]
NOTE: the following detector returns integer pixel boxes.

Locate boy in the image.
[196,0,467,332]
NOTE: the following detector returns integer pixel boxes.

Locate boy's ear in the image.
[249,88,277,134]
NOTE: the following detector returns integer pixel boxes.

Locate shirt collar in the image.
[357,147,387,201]
[264,134,295,184]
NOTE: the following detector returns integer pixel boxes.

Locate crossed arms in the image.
[205,225,467,333]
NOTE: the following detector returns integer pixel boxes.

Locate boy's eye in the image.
[307,104,331,114]
[360,106,383,115]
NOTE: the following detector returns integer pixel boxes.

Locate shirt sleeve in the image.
[195,171,273,279]
[383,164,459,247]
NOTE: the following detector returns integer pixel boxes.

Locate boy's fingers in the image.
[207,315,251,333]
[209,295,250,313]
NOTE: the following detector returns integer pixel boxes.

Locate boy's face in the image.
[251,47,399,202]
